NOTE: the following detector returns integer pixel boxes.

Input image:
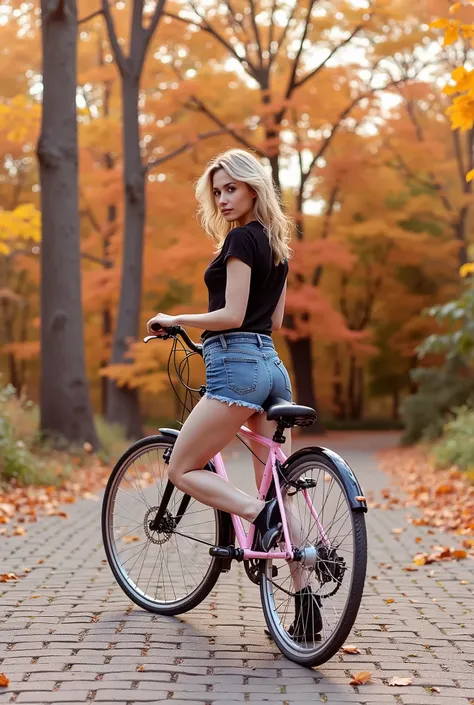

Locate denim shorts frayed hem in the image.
[205,392,265,414]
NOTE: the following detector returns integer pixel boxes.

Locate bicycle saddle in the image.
[262,396,317,426]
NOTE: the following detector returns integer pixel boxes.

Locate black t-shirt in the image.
[202,220,288,341]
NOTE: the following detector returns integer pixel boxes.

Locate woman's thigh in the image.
[168,395,254,475]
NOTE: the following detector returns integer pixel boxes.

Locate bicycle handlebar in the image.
[145,323,203,356]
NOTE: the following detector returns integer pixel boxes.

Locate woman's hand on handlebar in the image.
[146,313,180,336]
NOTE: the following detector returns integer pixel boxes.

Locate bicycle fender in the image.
[159,427,180,439]
[281,446,368,513]
[158,427,236,546]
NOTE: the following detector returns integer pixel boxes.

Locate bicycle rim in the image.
[260,455,367,666]
[102,438,221,614]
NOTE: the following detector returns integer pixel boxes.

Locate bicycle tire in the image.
[259,452,367,667]
[102,434,227,616]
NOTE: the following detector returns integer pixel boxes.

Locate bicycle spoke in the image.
[103,441,219,609]
[261,457,365,661]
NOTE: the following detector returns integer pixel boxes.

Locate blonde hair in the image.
[194,148,293,265]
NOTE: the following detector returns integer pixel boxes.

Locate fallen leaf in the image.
[378,447,474,545]
[36,559,44,565]
[0,573,19,582]
[12,526,26,536]
[415,537,422,543]
[392,528,404,535]
[452,549,467,560]
[342,645,361,654]
[136,665,145,672]
[29,595,41,599]
[403,566,418,572]
[350,671,372,686]
[385,598,395,604]
[389,676,412,686]
[460,580,469,585]
[122,535,140,544]
[430,686,441,693]
[0,674,9,687]
[413,553,428,566]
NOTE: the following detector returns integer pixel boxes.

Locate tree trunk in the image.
[106,73,145,439]
[392,388,399,420]
[285,331,324,434]
[37,0,99,449]
[332,346,346,420]
[100,152,115,415]
[355,364,364,420]
[347,355,364,420]
[266,128,323,433]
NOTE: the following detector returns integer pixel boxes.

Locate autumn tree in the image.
[37,0,99,448]
[159,0,427,429]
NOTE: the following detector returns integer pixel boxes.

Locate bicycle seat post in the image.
[272,421,290,445]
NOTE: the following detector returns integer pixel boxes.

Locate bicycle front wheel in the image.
[102,434,225,615]
[260,452,367,667]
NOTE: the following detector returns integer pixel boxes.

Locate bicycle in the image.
[102,325,368,667]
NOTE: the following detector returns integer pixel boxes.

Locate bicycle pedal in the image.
[209,546,232,558]
[209,545,244,561]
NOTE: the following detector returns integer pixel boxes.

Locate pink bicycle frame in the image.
[211,424,326,562]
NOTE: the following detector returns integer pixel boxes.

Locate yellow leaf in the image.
[450,2,461,13]
[430,18,450,29]
[466,169,474,182]
[0,673,9,687]
[460,262,474,277]
[445,23,461,45]
[350,671,372,686]
[414,553,428,566]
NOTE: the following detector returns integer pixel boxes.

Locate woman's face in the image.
[212,168,256,226]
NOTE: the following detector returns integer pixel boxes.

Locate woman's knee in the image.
[168,462,203,490]
[168,462,186,489]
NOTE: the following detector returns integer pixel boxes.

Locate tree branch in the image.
[294,21,367,91]
[143,0,167,55]
[248,0,263,70]
[144,128,229,172]
[283,0,317,101]
[163,7,259,79]
[101,0,128,76]
[78,8,103,24]
[268,1,297,71]
[189,95,266,157]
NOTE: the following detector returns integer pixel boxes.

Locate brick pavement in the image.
[1,431,473,704]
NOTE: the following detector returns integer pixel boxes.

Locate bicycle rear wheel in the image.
[102,434,226,615]
[260,452,367,667]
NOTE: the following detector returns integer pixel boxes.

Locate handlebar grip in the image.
[150,323,181,336]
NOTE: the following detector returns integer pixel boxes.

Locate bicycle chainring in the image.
[244,558,262,585]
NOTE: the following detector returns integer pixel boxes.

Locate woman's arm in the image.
[271,279,287,331]
[176,257,251,331]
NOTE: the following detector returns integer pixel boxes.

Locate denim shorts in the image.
[202,332,293,414]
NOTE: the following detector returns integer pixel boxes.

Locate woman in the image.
[147,149,321,639]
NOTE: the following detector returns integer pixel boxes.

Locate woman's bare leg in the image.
[167,396,265,522]
[246,413,312,591]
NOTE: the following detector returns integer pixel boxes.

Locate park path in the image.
[1,431,473,705]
